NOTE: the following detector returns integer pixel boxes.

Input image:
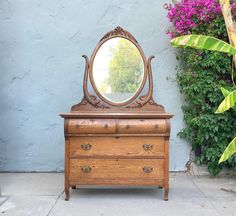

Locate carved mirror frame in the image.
[90,28,147,106]
[72,27,164,112]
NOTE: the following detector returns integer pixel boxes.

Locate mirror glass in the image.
[92,37,144,104]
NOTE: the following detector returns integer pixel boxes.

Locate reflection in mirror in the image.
[92,37,144,104]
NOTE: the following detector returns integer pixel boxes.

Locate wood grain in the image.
[69,159,164,180]
[69,136,164,158]
[118,119,167,134]
[64,137,70,201]
[68,119,116,134]
[164,136,170,201]
[69,178,164,186]
[60,112,173,119]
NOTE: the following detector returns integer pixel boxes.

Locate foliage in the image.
[216,89,236,113]
[170,34,236,164]
[215,87,236,162]
[165,0,236,38]
[171,35,236,54]
[219,137,236,162]
[166,0,236,175]
[107,39,143,93]
[166,0,222,37]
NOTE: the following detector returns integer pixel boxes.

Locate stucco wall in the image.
[0,0,190,171]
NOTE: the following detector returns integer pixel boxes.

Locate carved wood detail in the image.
[71,26,164,112]
[71,55,110,110]
[126,56,155,108]
[100,26,138,44]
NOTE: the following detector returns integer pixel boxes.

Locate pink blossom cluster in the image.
[166,0,222,38]
[231,2,236,16]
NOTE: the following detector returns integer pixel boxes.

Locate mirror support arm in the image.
[81,55,110,109]
[137,56,155,106]
[82,55,90,99]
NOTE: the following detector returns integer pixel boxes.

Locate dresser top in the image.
[59,112,173,119]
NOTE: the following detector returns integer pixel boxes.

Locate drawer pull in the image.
[143,144,153,151]
[81,143,92,150]
[143,167,153,173]
[81,166,92,173]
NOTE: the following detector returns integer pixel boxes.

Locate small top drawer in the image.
[68,119,116,134]
[118,119,167,134]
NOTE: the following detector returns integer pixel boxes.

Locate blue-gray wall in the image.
[0,0,190,172]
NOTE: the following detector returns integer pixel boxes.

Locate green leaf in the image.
[220,87,236,111]
[215,90,236,113]
[171,35,236,55]
[219,137,236,163]
[220,87,231,97]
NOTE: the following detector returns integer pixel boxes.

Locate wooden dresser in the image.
[60,27,173,201]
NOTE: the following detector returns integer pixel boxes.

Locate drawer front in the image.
[118,119,167,134]
[68,119,116,134]
[67,119,168,134]
[69,137,164,158]
[69,159,164,180]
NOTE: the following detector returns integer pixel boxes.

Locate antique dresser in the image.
[60,27,173,201]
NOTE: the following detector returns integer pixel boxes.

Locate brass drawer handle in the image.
[143,167,153,173]
[81,143,92,150]
[81,166,92,173]
[143,144,153,151]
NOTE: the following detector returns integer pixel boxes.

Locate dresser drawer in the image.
[67,119,168,134]
[68,119,116,134]
[118,119,167,134]
[69,159,164,181]
[69,137,164,158]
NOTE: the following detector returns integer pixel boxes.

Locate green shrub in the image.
[175,16,236,175]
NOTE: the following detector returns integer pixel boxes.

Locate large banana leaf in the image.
[215,89,236,113]
[219,137,236,163]
[220,87,236,111]
[171,35,236,55]
[221,87,232,97]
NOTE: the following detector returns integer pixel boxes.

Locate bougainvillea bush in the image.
[166,0,236,175]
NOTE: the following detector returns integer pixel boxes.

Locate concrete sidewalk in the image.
[0,173,235,216]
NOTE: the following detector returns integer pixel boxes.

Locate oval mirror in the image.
[92,37,145,105]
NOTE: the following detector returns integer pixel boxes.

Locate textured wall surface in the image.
[0,0,190,171]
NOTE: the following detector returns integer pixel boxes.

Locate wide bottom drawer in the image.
[69,159,164,183]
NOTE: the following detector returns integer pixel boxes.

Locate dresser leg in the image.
[65,188,70,201]
[164,188,169,201]
[158,186,163,189]
[72,185,76,189]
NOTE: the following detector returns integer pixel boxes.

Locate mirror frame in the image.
[89,27,147,106]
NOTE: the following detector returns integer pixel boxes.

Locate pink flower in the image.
[165,0,223,37]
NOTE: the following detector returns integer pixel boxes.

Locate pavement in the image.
[0,172,235,216]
